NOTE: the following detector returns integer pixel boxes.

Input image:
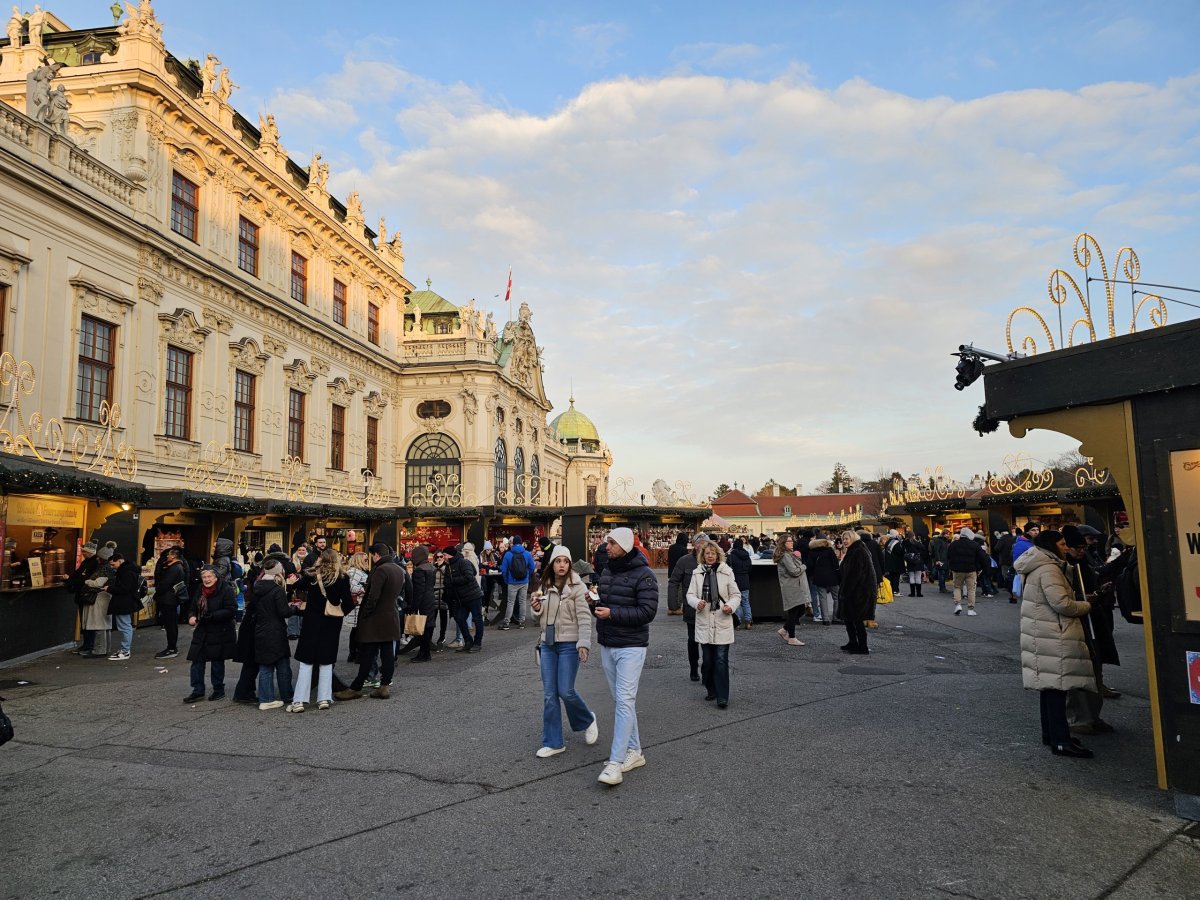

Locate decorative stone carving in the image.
[282,359,317,394]
[328,377,353,406]
[262,335,288,357]
[344,192,365,234]
[259,113,279,150]
[460,388,478,424]
[215,67,237,104]
[135,370,156,394]
[118,0,164,41]
[200,54,219,94]
[363,391,388,416]
[306,152,328,194]
[348,375,366,393]
[310,357,330,376]
[25,60,64,127]
[200,389,229,414]
[5,8,21,48]
[158,308,211,352]
[238,191,266,223]
[202,306,233,335]
[229,337,269,375]
[137,275,164,306]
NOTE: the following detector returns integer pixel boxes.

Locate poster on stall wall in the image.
[27,556,44,587]
[1188,652,1200,705]
[1169,449,1200,622]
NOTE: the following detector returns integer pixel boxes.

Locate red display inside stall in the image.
[487,524,545,547]
[397,525,463,550]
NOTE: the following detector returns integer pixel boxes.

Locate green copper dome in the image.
[550,397,600,443]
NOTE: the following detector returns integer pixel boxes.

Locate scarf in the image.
[198,581,217,615]
[702,565,718,604]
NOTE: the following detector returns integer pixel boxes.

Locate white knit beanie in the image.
[605,528,634,553]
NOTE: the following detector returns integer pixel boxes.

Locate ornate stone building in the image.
[0,2,610,660]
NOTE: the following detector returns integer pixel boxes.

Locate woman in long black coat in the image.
[251,570,293,710]
[288,549,351,711]
[409,545,437,663]
[184,566,237,703]
[838,531,876,656]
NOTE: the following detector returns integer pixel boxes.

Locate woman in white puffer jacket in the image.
[687,542,740,708]
[1015,530,1095,759]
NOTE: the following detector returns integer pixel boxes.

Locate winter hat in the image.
[441,544,459,556]
[261,559,284,578]
[483,540,493,551]
[547,545,572,566]
[1061,525,1087,549]
[957,528,975,540]
[82,541,98,555]
[538,536,554,552]
[98,541,117,560]
[572,559,595,577]
[1075,524,1103,538]
[605,527,635,553]
[267,543,282,554]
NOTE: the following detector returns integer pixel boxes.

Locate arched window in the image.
[530,454,541,503]
[494,438,508,501]
[405,433,461,505]
[513,446,526,503]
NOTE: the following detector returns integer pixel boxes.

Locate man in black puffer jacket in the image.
[444,544,485,652]
[665,533,689,615]
[594,528,658,788]
[727,538,754,628]
[946,528,989,616]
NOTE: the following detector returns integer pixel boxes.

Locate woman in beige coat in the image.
[530,545,599,758]
[1015,530,1096,759]
[687,543,740,708]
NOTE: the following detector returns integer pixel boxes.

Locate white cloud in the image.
[264,59,1200,496]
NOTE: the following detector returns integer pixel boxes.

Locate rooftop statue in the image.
[215,66,237,103]
[345,191,363,221]
[6,7,22,48]
[25,59,63,125]
[26,4,44,50]
[119,0,163,40]
[258,112,280,150]
[200,54,219,94]
[307,152,329,192]
[484,311,496,341]
[46,84,71,137]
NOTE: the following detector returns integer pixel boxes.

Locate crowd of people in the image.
[62,514,1132,778]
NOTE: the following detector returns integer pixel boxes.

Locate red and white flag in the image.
[503,267,512,304]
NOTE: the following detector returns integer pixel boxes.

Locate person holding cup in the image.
[531,545,599,758]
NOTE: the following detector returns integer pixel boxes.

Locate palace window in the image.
[434,319,451,335]
[330,404,346,471]
[494,438,508,501]
[75,315,115,423]
[365,415,379,474]
[513,446,525,503]
[237,217,259,276]
[333,279,347,326]
[287,389,305,460]
[81,50,103,65]
[405,433,461,505]
[290,251,307,305]
[416,399,451,419]
[233,370,256,453]
[367,302,380,345]
[170,172,199,242]
[164,345,193,439]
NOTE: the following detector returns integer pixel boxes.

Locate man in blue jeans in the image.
[498,536,535,629]
[593,527,659,786]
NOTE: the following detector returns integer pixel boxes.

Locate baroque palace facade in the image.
[0,2,610,660]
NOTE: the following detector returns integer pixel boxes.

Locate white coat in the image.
[1016,546,1096,693]
[687,562,739,646]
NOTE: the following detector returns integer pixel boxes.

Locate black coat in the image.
[592,543,609,579]
[357,556,404,643]
[187,582,238,662]
[727,546,753,590]
[154,559,188,606]
[668,552,699,622]
[666,535,689,580]
[596,548,658,648]
[863,538,884,583]
[445,554,482,604]
[294,573,350,666]
[839,541,877,621]
[66,555,101,606]
[410,563,437,617]
[883,538,906,576]
[250,579,291,665]
[107,560,142,615]
[807,539,841,588]
[947,537,988,573]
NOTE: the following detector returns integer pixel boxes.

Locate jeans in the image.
[190,658,226,694]
[503,583,528,625]
[113,614,133,653]
[812,585,837,622]
[600,646,645,765]
[352,641,395,689]
[455,596,485,647]
[258,657,293,703]
[934,563,948,591]
[700,643,730,702]
[737,589,752,623]
[292,662,333,704]
[685,620,699,675]
[979,569,996,595]
[158,601,179,650]
[1039,688,1070,745]
[539,641,594,749]
[952,571,978,608]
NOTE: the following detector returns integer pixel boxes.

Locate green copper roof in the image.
[550,397,600,442]
[407,279,459,314]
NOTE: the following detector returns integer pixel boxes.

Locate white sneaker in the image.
[584,713,599,746]
[285,702,305,713]
[258,700,284,711]
[107,650,130,660]
[597,761,624,785]
[967,608,978,617]
[448,639,465,649]
[621,749,646,772]
[954,604,962,615]
[536,745,566,758]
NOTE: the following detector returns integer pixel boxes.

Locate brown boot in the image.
[334,689,362,701]
[370,684,391,699]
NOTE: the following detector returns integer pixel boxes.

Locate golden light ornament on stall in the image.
[1074,457,1111,488]
[182,441,249,497]
[988,453,1055,495]
[1006,233,1168,356]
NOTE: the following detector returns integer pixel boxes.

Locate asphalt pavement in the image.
[1,573,1197,899]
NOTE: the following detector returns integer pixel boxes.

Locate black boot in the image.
[916,586,923,596]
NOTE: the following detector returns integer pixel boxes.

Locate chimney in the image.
[771,482,780,497]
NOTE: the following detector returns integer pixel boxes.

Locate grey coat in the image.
[1016,547,1096,693]
[775,552,812,612]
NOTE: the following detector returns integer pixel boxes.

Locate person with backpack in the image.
[498,536,535,630]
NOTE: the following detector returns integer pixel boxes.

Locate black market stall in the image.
[561,505,711,569]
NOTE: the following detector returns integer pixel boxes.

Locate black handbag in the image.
[0,696,14,747]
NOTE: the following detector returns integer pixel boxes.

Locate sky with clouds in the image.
[55,0,1200,496]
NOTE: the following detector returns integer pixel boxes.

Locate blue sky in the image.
[49,1,1200,494]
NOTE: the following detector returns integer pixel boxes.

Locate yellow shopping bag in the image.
[876,579,894,605]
